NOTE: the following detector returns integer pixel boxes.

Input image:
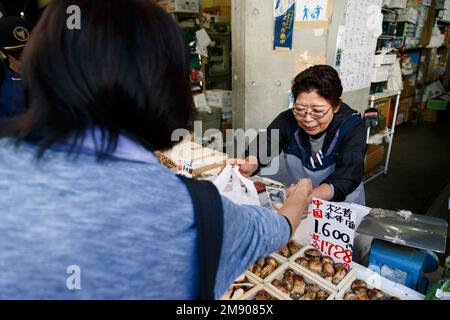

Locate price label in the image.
[177,160,193,178]
[308,198,357,269]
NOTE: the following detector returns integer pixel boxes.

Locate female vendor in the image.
[237,65,367,205]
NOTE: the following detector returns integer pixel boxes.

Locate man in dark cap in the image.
[0,16,32,118]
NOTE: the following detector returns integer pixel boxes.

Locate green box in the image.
[427,99,448,111]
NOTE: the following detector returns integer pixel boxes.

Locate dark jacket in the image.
[247,103,368,202]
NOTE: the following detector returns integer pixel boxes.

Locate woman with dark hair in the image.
[0,0,312,300]
[237,65,367,205]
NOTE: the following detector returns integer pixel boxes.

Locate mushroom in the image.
[307,259,323,274]
[368,288,385,300]
[295,257,310,268]
[321,256,334,265]
[351,279,368,291]
[305,283,320,293]
[298,290,317,300]
[323,262,335,277]
[230,288,245,300]
[255,291,271,300]
[334,263,347,272]
[260,258,278,279]
[304,248,322,260]
[278,246,290,258]
[344,292,359,300]
[287,241,300,256]
[354,287,369,300]
[290,275,306,300]
[390,296,401,300]
[272,279,290,295]
[316,290,329,300]
[332,269,347,285]
[282,269,295,291]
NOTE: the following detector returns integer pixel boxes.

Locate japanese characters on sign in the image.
[274,0,296,50]
[309,198,357,269]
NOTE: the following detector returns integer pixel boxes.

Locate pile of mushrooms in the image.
[271,269,330,300]
[278,241,300,258]
[343,279,401,300]
[294,248,349,285]
[249,257,279,279]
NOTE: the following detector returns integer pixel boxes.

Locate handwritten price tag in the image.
[309,198,357,269]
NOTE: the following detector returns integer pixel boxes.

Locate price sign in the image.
[308,198,358,269]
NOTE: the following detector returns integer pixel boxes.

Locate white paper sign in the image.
[294,198,371,268]
[295,0,329,22]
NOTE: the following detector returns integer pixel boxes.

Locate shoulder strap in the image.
[177,175,224,300]
[326,113,363,156]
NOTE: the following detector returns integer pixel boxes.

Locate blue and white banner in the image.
[274,0,296,50]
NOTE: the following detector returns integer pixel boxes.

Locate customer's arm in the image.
[214,179,312,299]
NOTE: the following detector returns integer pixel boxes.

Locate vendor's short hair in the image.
[0,0,193,157]
[292,65,343,108]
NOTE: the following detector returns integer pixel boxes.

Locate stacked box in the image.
[398,7,419,24]
[407,0,431,6]
[384,0,407,8]
[397,22,417,37]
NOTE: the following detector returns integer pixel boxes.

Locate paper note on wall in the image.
[339,0,383,92]
[295,49,326,74]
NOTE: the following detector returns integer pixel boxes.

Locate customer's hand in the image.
[223,156,259,177]
[279,179,312,238]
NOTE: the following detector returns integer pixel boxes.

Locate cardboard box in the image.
[401,79,416,98]
[399,96,416,122]
[422,108,438,122]
[157,0,199,13]
[365,144,385,173]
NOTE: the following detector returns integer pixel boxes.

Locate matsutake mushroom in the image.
[290,275,306,300]
[304,248,321,260]
[307,259,323,274]
[259,258,279,279]
[368,288,385,300]
[344,292,359,300]
[295,257,309,268]
[272,279,290,295]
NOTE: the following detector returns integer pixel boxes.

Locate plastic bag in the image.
[213,165,260,206]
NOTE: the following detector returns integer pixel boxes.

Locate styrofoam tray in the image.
[335,262,424,300]
[247,254,287,283]
[264,263,337,300]
[289,245,356,292]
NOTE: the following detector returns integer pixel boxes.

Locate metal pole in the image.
[384,91,401,175]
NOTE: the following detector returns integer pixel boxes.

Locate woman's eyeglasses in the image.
[292,106,333,120]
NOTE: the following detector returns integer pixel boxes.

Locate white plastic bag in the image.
[213,165,260,206]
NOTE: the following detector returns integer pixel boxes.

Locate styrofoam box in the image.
[242,286,286,301]
[265,264,337,300]
[157,0,199,13]
[247,254,287,283]
[373,53,397,66]
[398,7,418,24]
[335,262,425,300]
[289,245,357,292]
[272,239,303,262]
[372,65,390,83]
[221,273,262,300]
[407,0,432,7]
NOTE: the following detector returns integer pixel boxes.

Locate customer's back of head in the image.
[0,0,306,300]
[0,0,200,299]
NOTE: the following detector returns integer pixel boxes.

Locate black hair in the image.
[0,0,193,158]
[292,65,343,108]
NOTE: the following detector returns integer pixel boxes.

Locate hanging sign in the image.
[274,0,296,50]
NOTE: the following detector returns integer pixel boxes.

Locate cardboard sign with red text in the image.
[294,198,370,269]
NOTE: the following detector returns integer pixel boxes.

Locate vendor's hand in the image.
[222,156,259,177]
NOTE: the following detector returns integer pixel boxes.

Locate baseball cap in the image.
[0,16,33,51]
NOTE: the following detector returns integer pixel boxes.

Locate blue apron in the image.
[283,114,365,205]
